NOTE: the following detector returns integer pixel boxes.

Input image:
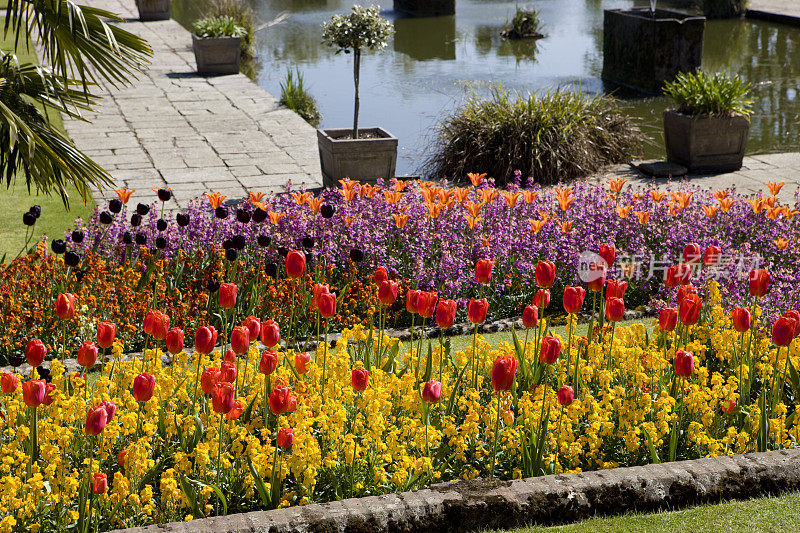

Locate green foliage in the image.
[192,15,246,38]
[703,0,747,19]
[424,86,643,185]
[279,68,322,127]
[322,5,393,54]
[206,0,256,56]
[663,70,754,117]
[506,8,541,37]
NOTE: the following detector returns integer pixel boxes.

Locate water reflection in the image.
[394,16,456,61]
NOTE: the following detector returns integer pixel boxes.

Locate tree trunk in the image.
[353,49,360,140]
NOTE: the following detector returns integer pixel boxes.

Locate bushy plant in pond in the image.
[279,67,322,127]
[702,0,747,19]
[192,15,246,38]
[502,8,543,39]
[423,87,643,185]
[663,70,754,117]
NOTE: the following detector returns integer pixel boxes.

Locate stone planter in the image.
[602,8,705,94]
[663,110,749,173]
[192,34,241,75]
[394,0,455,17]
[317,128,398,186]
[136,0,171,21]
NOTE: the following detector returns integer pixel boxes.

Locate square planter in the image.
[602,8,705,94]
[317,128,398,186]
[136,0,171,21]
[394,0,455,17]
[663,110,749,173]
[192,34,241,76]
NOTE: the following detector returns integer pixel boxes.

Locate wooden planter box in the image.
[136,0,171,21]
[192,34,241,75]
[394,0,455,17]
[602,8,705,94]
[317,128,398,186]
[663,110,749,173]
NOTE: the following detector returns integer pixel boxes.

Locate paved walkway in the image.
[748,0,800,23]
[65,0,321,210]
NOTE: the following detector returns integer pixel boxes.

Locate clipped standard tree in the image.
[317,5,398,185]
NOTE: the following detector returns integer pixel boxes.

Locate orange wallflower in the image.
[291,191,312,205]
[635,211,650,224]
[616,206,632,219]
[718,197,735,211]
[606,177,627,195]
[555,188,574,211]
[522,190,538,204]
[529,219,546,234]
[480,188,498,204]
[467,172,486,187]
[650,190,665,203]
[767,181,785,196]
[774,238,789,250]
[307,197,323,214]
[268,211,284,224]
[703,205,719,219]
[248,191,266,204]
[453,187,470,204]
[465,214,481,230]
[392,214,409,229]
[502,191,522,208]
[561,220,573,233]
[205,192,226,209]
[114,188,134,204]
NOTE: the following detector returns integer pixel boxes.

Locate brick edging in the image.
[110,448,800,532]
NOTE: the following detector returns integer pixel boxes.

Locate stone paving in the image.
[749,0,800,21]
[65,0,322,210]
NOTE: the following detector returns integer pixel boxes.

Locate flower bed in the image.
[0,246,798,530]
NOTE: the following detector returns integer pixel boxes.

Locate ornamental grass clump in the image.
[279,67,322,127]
[423,87,643,184]
[206,0,256,56]
[663,70,754,118]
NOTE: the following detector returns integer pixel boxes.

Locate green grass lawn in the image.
[0,15,95,260]
[490,491,800,532]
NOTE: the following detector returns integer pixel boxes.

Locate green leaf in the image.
[247,456,271,508]
[421,343,433,383]
[243,390,260,424]
[642,425,661,464]
[178,472,202,518]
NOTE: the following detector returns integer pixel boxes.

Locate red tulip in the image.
[201,367,220,394]
[84,404,108,436]
[491,354,517,391]
[224,348,236,364]
[679,294,702,326]
[435,299,457,329]
[586,262,607,292]
[704,245,721,267]
[92,473,108,495]
[421,380,441,404]
[212,382,236,414]
[533,289,550,309]
[784,310,800,337]
[77,341,99,368]
[286,250,306,279]
[406,290,421,314]
[539,336,561,364]
[749,269,770,297]
[378,280,399,306]
[194,326,218,354]
[598,243,616,269]
[276,427,295,449]
[721,398,736,414]
[117,449,128,469]
[658,307,678,332]
[417,291,438,319]
[665,264,692,288]
[96,322,117,349]
[312,284,329,310]
[22,379,46,407]
[295,352,311,374]
[220,361,237,383]
[351,367,369,391]
[682,242,702,264]
[243,316,261,342]
[132,372,156,402]
[25,339,47,368]
[731,308,751,333]
[42,382,56,406]
[606,280,627,300]
[674,350,694,378]
[318,292,337,318]
[166,328,185,355]
[676,285,698,307]
[535,260,556,288]
[522,305,538,329]
[558,385,574,407]
[1,372,17,394]
[143,310,170,340]
[269,386,292,415]
[227,400,244,420]
[563,286,585,314]
[475,259,493,285]
[773,317,797,347]
[605,297,625,322]
[230,326,249,355]
[467,298,488,325]
[260,320,280,348]
[55,293,76,320]
[101,400,116,423]
[374,266,389,285]
[259,349,278,375]
[219,283,237,309]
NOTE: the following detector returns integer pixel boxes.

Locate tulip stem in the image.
[607,322,616,374]
[216,414,225,491]
[565,314,573,385]
[191,351,204,412]
[438,329,445,383]
[471,324,478,390]
[424,406,431,472]
[376,305,383,370]
[321,321,330,394]
[490,393,501,477]
[135,401,144,442]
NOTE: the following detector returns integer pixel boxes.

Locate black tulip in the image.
[156,236,167,249]
[321,204,335,219]
[122,232,133,245]
[207,280,220,292]
[75,270,87,284]
[257,235,271,248]
[131,213,142,227]
[350,248,364,263]
[29,205,41,219]
[36,367,51,383]
[99,211,114,225]
[157,188,172,202]
[71,230,85,243]
[265,262,278,278]
[136,203,150,216]
[236,209,251,223]
[157,219,168,232]
[222,238,233,250]
[252,208,267,223]
[277,247,289,258]
[22,212,36,226]
[109,198,123,214]
[64,251,80,267]
[232,235,246,250]
[8,353,24,368]
[176,213,190,227]
[225,248,238,261]
[215,206,229,219]
[51,239,66,254]
[302,236,315,250]
[135,233,147,246]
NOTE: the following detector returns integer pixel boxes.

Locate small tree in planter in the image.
[662,70,754,172]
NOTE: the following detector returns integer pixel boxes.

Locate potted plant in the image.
[394,0,455,17]
[662,70,754,173]
[136,0,171,21]
[191,16,246,76]
[319,5,397,185]
[602,2,706,94]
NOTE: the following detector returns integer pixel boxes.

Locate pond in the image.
[172,0,800,176]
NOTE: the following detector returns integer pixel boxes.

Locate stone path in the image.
[65,0,322,210]
[749,0,800,23]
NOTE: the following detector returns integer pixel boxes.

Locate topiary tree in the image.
[322,5,393,139]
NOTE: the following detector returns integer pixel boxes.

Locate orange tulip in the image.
[480,188,498,204]
[205,192,226,209]
[555,188,574,211]
[425,203,443,219]
[767,181,785,196]
[248,191,266,204]
[464,200,483,218]
[114,188,134,204]
[294,352,311,374]
[465,214,481,230]
[529,219,546,233]
[384,191,403,205]
[0,372,17,394]
[670,191,693,210]
[718,197,734,211]
[748,198,765,214]
[635,211,650,224]
[775,238,789,250]
[268,211,284,225]
[766,206,782,220]
[467,172,486,187]
[306,197,323,214]
[502,191,521,208]
[650,190,665,203]
[92,473,108,495]
[606,177,627,195]
[712,190,728,202]
[616,206,632,219]
[453,187,470,204]
[560,221,573,233]
[522,190,538,204]
[360,184,379,198]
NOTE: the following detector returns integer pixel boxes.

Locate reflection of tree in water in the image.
[473,25,541,63]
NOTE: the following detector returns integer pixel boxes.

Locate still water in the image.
[173,0,800,176]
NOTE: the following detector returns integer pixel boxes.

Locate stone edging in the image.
[110,448,800,532]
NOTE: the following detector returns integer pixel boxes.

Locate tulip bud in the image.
[84,404,108,436]
[1,372,18,394]
[219,283,237,309]
[491,354,517,391]
[92,473,108,495]
[286,250,306,279]
[773,317,797,347]
[674,350,694,378]
[269,386,292,415]
[259,349,278,375]
[295,352,311,374]
[260,320,280,348]
[55,293,76,320]
[558,385,574,407]
[25,339,48,368]
[378,280,399,306]
[132,372,156,402]
[243,316,261,342]
[406,290,421,315]
[535,260,556,289]
[194,326,218,354]
[117,448,128,469]
[220,361,237,383]
[784,310,800,338]
[276,427,295,449]
[679,294,702,326]
[522,305,538,329]
[417,291,438,319]
[562,286,586,314]
[721,398,736,415]
[96,322,117,349]
[351,367,369,391]
[658,307,678,332]
[539,336,561,365]
[605,297,625,322]
[682,242,702,264]
[704,245,722,266]
[22,379,46,407]
[318,292,337,318]
[533,289,551,309]
[166,328,185,355]
[230,326,250,355]
[77,341,99,368]
[421,380,442,404]
[475,259,493,285]
[598,244,616,269]
[731,308,751,333]
[606,280,628,300]
[201,367,221,395]
[467,298,489,325]
[374,267,388,285]
[749,268,770,297]
[212,382,236,414]
[227,400,244,420]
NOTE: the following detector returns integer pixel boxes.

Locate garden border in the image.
[110,448,800,532]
